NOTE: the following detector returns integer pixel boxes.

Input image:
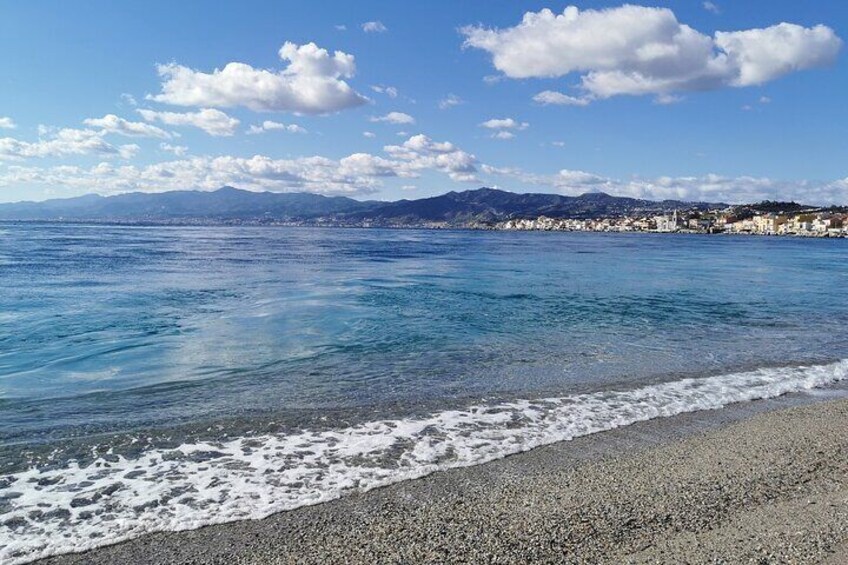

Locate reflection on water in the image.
[1,224,847,444]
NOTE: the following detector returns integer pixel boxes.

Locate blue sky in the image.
[1,1,846,204]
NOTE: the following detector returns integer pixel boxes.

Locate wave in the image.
[2,359,847,564]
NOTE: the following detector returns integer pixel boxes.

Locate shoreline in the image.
[37,391,848,564]
[3,220,847,238]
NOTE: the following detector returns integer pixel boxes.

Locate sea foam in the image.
[2,359,847,563]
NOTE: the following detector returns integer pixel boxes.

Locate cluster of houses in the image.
[497,209,848,237]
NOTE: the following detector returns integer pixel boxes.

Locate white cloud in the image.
[0,117,17,130]
[462,5,842,101]
[759,96,772,104]
[150,42,368,114]
[533,90,591,106]
[703,2,720,14]
[84,114,172,138]
[247,120,307,135]
[715,24,840,86]
[481,118,528,140]
[137,108,240,136]
[0,128,139,160]
[370,85,398,98]
[120,93,138,107]
[438,93,464,109]
[362,21,387,33]
[0,157,381,196]
[384,134,479,182]
[480,118,528,130]
[362,131,376,138]
[654,93,684,105]
[335,24,347,31]
[480,165,848,205]
[1,134,479,195]
[159,143,188,156]
[370,111,415,124]
[551,141,566,147]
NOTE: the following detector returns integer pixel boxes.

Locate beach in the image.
[4,226,848,565]
[3,1,847,563]
[36,394,848,564]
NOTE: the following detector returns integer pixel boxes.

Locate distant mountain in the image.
[0,186,378,221]
[345,187,719,226]
[0,186,722,226]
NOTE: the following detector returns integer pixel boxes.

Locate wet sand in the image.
[39,394,848,564]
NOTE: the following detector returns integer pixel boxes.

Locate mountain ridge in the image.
[0,186,726,226]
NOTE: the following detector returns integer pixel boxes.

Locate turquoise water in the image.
[1,223,847,562]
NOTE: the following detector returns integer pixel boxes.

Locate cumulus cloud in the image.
[247,121,307,135]
[362,21,387,33]
[370,111,415,124]
[384,134,479,182]
[0,117,16,129]
[462,5,842,102]
[533,90,591,106]
[480,118,528,130]
[438,93,464,109]
[150,42,368,114]
[137,108,240,136]
[0,157,377,196]
[159,143,188,156]
[480,165,848,205]
[363,131,376,138]
[84,114,172,138]
[715,24,840,87]
[0,128,139,161]
[0,134,479,195]
[480,118,528,140]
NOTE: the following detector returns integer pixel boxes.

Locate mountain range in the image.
[0,186,722,227]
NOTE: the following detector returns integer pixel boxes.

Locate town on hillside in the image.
[497,206,848,237]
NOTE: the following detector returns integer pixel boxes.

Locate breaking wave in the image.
[2,359,847,564]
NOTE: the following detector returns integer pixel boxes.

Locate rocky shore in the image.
[38,395,848,564]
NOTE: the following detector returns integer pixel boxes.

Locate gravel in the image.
[38,395,848,565]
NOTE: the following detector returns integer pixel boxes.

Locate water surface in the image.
[1,224,847,562]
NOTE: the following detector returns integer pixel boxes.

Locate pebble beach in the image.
[36,395,848,565]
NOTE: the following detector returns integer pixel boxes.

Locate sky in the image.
[1,0,847,204]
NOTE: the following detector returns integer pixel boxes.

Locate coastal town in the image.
[497,207,848,237]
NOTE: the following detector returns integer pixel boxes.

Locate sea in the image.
[1,223,847,563]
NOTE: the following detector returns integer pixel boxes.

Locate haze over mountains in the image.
[0,186,723,227]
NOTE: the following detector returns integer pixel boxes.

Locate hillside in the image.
[0,186,722,226]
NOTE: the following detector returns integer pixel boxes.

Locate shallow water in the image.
[1,224,847,562]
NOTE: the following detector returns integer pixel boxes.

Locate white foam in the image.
[2,359,847,563]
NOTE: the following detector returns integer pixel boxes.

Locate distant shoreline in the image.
[2,187,846,237]
[3,218,847,238]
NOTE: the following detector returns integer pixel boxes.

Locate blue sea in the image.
[2,223,848,563]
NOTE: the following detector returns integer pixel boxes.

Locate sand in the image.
[38,395,848,564]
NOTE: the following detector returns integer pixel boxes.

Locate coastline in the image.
[37,392,848,564]
[3,219,847,238]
